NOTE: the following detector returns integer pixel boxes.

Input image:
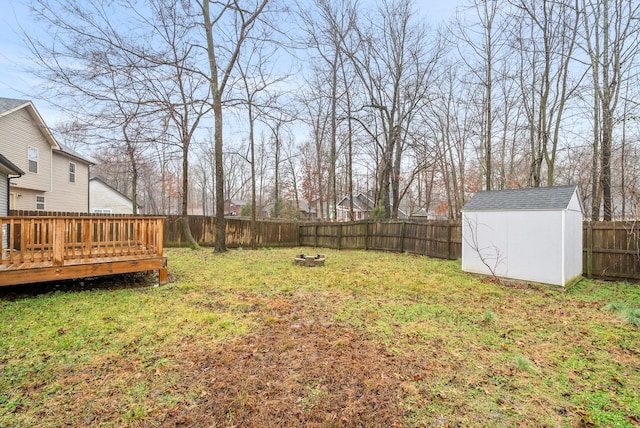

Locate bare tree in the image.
[580,0,640,220]
[25,0,210,231]
[299,74,331,219]
[347,0,440,218]
[298,0,359,220]
[200,0,270,252]
[509,0,581,187]
[455,0,506,191]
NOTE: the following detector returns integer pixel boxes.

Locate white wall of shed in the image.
[462,211,509,277]
[563,208,583,285]
[462,210,566,286]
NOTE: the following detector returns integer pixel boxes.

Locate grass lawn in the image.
[1,247,639,427]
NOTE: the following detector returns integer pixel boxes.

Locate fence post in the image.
[315,223,319,248]
[447,221,453,259]
[586,221,593,279]
[364,220,369,251]
[400,221,406,253]
[337,223,342,250]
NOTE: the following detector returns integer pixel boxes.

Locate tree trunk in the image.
[213,93,226,251]
[181,142,199,249]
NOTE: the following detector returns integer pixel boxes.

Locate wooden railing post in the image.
[53,218,65,267]
[156,218,164,255]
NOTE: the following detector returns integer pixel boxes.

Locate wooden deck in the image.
[0,215,167,287]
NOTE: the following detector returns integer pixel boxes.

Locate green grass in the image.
[1,248,639,427]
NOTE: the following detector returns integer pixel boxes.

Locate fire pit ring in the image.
[294,253,326,267]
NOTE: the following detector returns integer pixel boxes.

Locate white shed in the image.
[461,185,583,287]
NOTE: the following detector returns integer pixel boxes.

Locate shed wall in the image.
[506,210,562,285]
[462,210,570,286]
[462,211,509,277]
[563,207,583,285]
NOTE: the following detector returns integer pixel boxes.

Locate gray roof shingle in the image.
[0,97,29,115]
[462,185,578,211]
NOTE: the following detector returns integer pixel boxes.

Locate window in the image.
[36,195,45,210]
[28,146,38,173]
[69,162,76,183]
[93,209,112,214]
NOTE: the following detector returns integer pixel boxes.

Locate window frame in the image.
[69,162,76,183]
[28,146,39,174]
[36,195,45,211]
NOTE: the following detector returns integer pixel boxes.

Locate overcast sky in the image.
[0,0,461,124]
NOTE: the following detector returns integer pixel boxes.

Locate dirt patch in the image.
[159,294,415,427]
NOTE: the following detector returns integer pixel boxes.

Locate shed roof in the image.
[462,185,578,211]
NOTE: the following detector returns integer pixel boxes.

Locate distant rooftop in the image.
[462,185,578,211]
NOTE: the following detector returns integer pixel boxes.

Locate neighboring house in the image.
[0,97,92,212]
[224,199,249,216]
[337,193,408,220]
[336,193,375,220]
[89,176,136,214]
[297,199,317,220]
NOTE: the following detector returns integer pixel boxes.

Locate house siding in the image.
[11,188,45,211]
[0,108,52,192]
[50,152,89,212]
[0,171,7,216]
[1,102,91,213]
[90,179,133,214]
[1,171,6,249]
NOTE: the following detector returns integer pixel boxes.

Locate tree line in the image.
[22,0,640,250]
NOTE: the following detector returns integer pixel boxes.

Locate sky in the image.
[0,0,461,128]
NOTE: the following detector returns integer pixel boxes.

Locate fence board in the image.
[583,221,640,280]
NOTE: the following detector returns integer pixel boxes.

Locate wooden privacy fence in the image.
[298,220,462,260]
[584,221,640,281]
[165,217,640,281]
[164,216,300,248]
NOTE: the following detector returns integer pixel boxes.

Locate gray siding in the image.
[1,171,6,249]
[0,171,7,216]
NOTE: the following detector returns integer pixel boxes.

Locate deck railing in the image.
[1,216,164,268]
